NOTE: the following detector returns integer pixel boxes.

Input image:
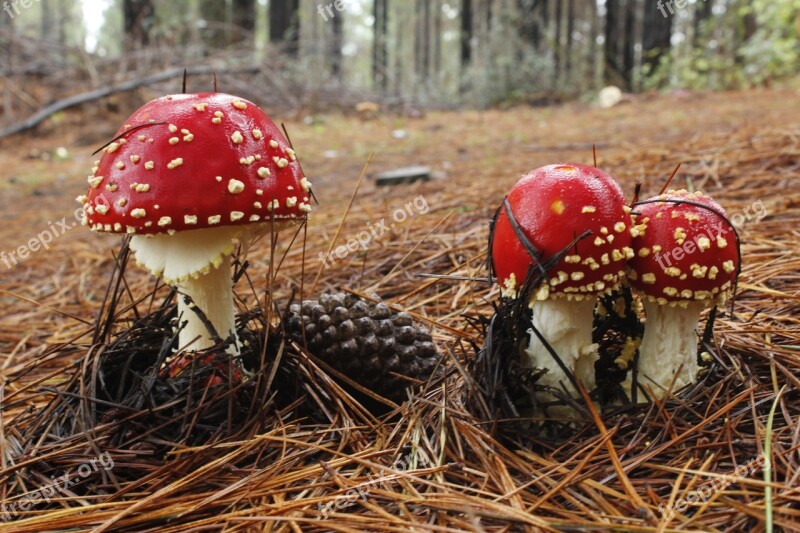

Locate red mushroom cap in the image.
[491,163,634,300]
[80,93,311,235]
[628,189,739,306]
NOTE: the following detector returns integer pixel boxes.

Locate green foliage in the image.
[738,0,799,85]
[644,0,799,91]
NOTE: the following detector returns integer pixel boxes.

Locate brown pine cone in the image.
[286,293,439,400]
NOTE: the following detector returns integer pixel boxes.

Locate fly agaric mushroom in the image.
[627,189,739,398]
[490,163,634,394]
[80,92,312,358]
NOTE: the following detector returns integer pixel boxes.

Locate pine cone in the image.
[286,293,439,400]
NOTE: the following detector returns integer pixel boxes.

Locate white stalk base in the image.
[131,226,245,355]
[176,261,239,354]
[525,298,599,395]
[633,300,703,399]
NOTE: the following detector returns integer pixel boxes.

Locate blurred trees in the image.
[373,0,389,90]
[642,0,674,78]
[0,0,797,116]
[269,0,299,56]
[123,0,155,50]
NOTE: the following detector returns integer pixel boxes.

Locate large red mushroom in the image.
[80,93,312,358]
[491,163,633,395]
[628,189,739,398]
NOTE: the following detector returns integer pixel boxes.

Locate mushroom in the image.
[81,93,312,360]
[627,189,739,398]
[490,163,633,395]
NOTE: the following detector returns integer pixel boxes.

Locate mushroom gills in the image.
[525,298,599,393]
[633,300,704,398]
[130,225,244,284]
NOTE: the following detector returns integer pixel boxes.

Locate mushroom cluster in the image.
[490,165,740,404]
[80,92,312,364]
[490,163,633,396]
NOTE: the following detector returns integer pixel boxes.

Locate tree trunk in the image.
[331,7,343,80]
[200,0,229,49]
[622,0,636,90]
[124,0,155,50]
[554,0,563,83]
[41,1,54,41]
[604,0,619,84]
[231,0,256,47]
[605,0,636,90]
[587,0,599,89]
[1,13,14,120]
[518,0,547,49]
[565,0,575,79]
[269,0,299,56]
[693,0,713,45]
[642,0,673,76]
[372,0,389,90]
[415,0,430,82]
[461,0,473,71]
[433,0,442,74]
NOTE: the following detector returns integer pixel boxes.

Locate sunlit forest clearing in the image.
[1,1,799,531]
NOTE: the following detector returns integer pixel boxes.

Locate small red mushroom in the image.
[80,93,312,359]
[491,163,633,394]
[628,189,739,398]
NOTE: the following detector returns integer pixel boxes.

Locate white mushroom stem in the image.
[176,260,239,354]
[130,222,294,359]
[525,297,599,394]
[130,226,244,355]
[635,300,704,398]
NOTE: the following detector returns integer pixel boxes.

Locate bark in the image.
[415,0,430,81]
[433,0,442,74]
[518,0,545,48]
[231,0,256,46]
[461,0,473,70]
[200,0,229,49]
[604,0,633,88]
[642,0,673,76]
[41,1,54,41]
[587,0,598,84]
[269,0,300,56]
[622,0,636,89]
[331,8,343,79]
[372,0,389,90]
[554,0,563,80]
[693,0,714,45]
[123,0,156,50]
[565,0,575,78]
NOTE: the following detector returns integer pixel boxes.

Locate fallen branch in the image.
[0,65,260,139]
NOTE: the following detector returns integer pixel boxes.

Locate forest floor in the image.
[0,87,799,531]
